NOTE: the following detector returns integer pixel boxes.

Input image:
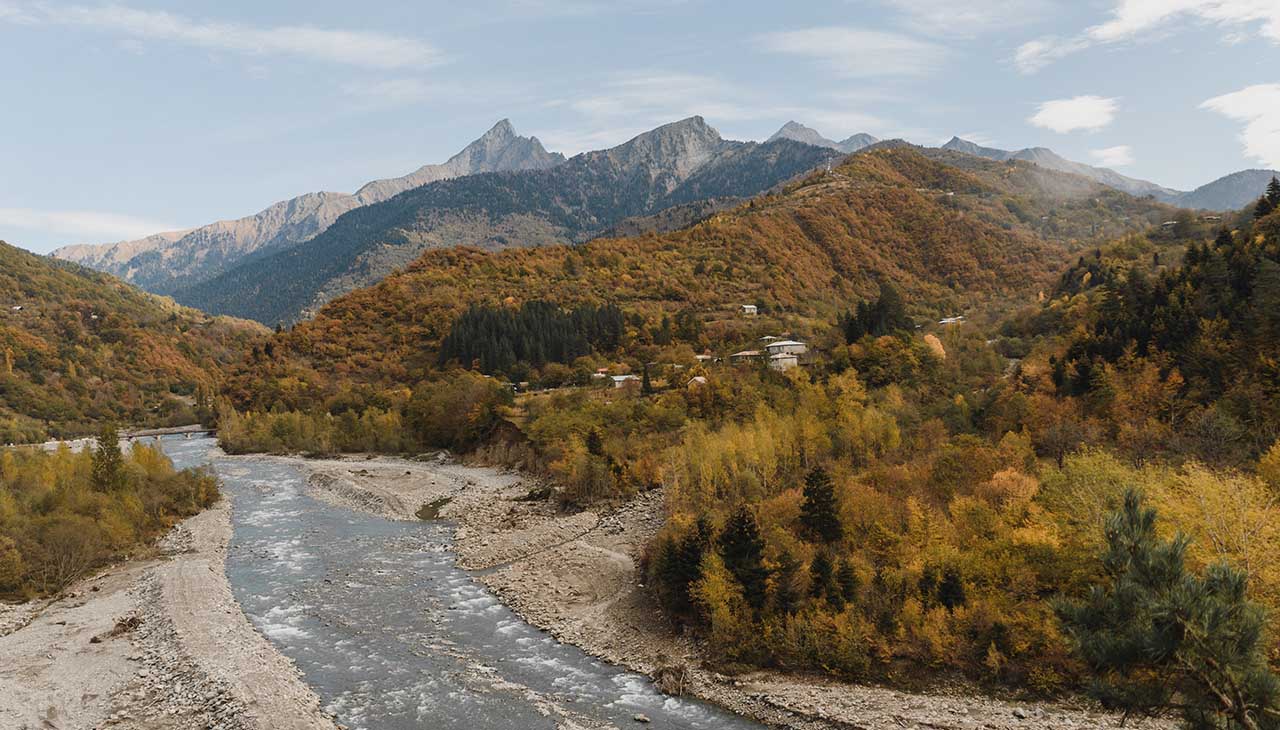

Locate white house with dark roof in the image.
[764,340,807,356]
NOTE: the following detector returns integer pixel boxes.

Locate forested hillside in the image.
[0,242,266,442]
[220,147,1173,408]
[206,158,1280,720]
[176,118,843,325]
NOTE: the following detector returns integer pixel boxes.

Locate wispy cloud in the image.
[0,207,180,243]
[1016,0,1280,73]
[757,26,946,77]
[1090,145,1135,167]
[879,0,1053,36]
[2,3,443,69]
[1201,84,1280,169]
[1028,96,1119,133]
[537,71,891,155]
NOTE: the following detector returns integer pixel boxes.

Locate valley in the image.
[5,79,1280,730]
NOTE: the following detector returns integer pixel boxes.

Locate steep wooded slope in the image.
[177,118,843,325]
[223,147,1174,405]
[0,242,266,441]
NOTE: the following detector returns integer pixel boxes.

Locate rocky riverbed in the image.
[300,453,1173,730]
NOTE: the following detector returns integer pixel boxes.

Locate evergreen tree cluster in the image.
[1057,490,1280,730]
[1253,176,1280,219]
[1049,189,1280,456]
[438,300,624,375]
[839,281,914,343]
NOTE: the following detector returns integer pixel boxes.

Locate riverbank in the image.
[300,453,1171,730]
[0,494,336,730]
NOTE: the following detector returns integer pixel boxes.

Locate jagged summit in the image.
[55,120,564,294]
[768,121,878,153]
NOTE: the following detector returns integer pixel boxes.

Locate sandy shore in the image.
[300,454,1171,730]
[0,496,335,730]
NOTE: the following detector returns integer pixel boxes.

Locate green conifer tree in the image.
[718,505,769,610]
[800,467,843,543]
[91,423,126,493]
[1056,490,1280,730]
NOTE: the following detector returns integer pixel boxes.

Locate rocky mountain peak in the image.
[769,121,838,149]
[598,116,726,182]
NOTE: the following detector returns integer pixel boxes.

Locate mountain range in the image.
[942,136,1277,210]
[224,145,1177,403]
[768,121,879,153]
[52,120,564,294]
[175,117,844,325]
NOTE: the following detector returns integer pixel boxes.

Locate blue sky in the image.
[1,0,1277,253]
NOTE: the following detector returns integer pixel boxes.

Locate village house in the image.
[938,316,966,326]
[764,339,807,356]
[611,374,641,388]
[740,304,757,316]
[687,375,708,387]
[730,349,763,363]
[768,353,799,371]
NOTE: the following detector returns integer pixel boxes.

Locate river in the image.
[161,436,764,730]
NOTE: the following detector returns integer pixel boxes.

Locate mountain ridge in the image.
[768,121,879,153]
[52,120,564,294]
[175,117,845,325]
[941,136,1278,210]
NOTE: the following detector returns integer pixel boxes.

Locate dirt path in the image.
[301,454,1173,730]
[0,497,335,730]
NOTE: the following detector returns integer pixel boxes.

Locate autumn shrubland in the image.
[0,425,219,599]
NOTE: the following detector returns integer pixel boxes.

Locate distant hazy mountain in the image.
[942,136,1178,200]
[1170,169,1280,210]
[769,121,879,153]
[177,116,843,325]
[53,120,564,294]
[941,136,1277,211]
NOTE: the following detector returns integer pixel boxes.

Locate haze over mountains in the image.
[176,117,843,325]
[52,121,563,294]
[942,136,1277,210]
[47,115,1278,331]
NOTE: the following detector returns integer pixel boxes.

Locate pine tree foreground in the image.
[1056,490,1280,730]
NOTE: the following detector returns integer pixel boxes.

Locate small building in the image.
[687,376,708,387]
[730,349,763,363]
[758,335,782,343]
[1201,215,1223,223]
[694,354,714,363]
[938,316,966,326]
[10,305,22,311]
[768,353,799,371]
[765,340,807,356]
[611,374,641,389]
[740,304,758,317]
[1160,220,1178,229]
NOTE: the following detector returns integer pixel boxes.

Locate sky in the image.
[1,0,1277,254]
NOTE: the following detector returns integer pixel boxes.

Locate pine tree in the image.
[772,550,802,616]
[809,550,835,604]
[718,505,769,610]
[837,559,859,604]
[1056,490,1280,730]
[800,467,843,543]
[91,423,126,493]
[585,429,604,457]
[1255,196,1274,220]
[1267,176,1280,207]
